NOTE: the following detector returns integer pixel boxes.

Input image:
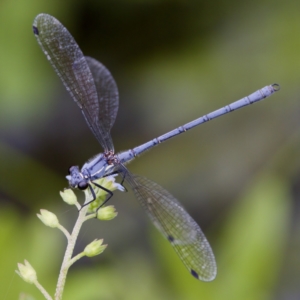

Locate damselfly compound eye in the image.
[78,181,88,190]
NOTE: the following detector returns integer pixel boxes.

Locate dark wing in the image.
[125,172,217,281]
[32,14,115,152]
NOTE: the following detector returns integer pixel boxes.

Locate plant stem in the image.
[34,279,53,300]
[57,224,71,240]
[54,203,89,300]
[83,213,97,222]
[68,252,86,268]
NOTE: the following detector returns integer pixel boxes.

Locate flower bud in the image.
[60,189,77,205]
[37,209,59,228]
[15,260,37,284]
[84,239,107,257]
[97,205,118,221]
[87,175,125,212]
[96,175,125,195]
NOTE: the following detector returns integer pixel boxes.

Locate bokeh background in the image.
[1,0,300,299]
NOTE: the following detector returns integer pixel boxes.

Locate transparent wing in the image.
[85,56,119,134]
[32,13,115,152]
[125,172,217,281]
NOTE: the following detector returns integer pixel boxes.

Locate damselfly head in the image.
[66,165,86,189]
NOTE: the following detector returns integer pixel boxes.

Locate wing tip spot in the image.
[167,235,174,242]
[190,269,199,279]
[33,26,39,35]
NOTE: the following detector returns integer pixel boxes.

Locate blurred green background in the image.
[1,0,300,299]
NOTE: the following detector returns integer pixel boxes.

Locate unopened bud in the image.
[97,205,118,221]
[60,189,77,205]
[84,239,107,257]
[16,260,37,284]
[37,209,59,228]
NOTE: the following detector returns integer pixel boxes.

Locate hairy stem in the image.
[54,202,89,300]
